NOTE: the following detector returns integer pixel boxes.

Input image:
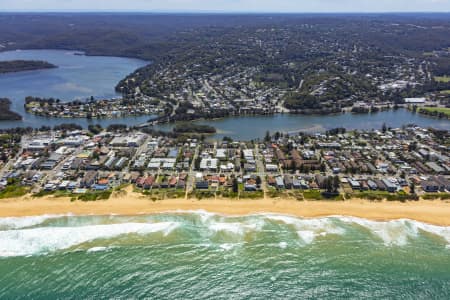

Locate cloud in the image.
[0,0,450,12]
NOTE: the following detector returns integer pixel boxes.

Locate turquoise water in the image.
[0,212,449,299]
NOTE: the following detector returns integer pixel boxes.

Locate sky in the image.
[0,0,450,13]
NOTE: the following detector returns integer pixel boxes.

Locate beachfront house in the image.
[421,180,439,193]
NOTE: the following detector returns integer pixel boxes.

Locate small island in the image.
[0,98,22,120]
[173,123,217,134]
[0,60,57,74]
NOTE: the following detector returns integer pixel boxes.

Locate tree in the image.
[410,182,416,195]
[299,164,305,173]
[408,141,418,152]
[232,178,239,193]
[223,136,233,143]
[325,176,334,193]
[333,176,340,192]
[92,151,100,160]
[290,160,297,172]
[274,131,280,140]
[287,142,294,152]
[320,162,326,173]
[304,165,311,174]
[194,156,201,170]
[264,131,271,142]
[88,124,103,135]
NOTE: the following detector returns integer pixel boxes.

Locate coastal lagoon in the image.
[0,212,449,299]
[0,49,448,139]
[0,49,150,128]
[156,109,450,140]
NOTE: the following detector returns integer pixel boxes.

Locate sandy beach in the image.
[0,188,449,226]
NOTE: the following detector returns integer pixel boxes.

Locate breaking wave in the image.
[0,214,73,230]
[0,222,178,257]
[0,212,449,257]
[339,217,450,246]
[264,214,346,244]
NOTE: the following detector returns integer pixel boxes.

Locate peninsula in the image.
[0,98,22,120]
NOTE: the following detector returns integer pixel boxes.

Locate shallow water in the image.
[0,212,449,299]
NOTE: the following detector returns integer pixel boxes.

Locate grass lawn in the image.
[434,76,450,83]
[419,107,450,118]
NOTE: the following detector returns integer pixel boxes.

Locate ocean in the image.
[0,212,449,299]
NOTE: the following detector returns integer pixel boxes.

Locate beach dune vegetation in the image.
[0,184,29,199]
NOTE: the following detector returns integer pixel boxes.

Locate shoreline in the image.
[1,190,450,226]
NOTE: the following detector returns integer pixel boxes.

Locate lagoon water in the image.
[0,212,449,299]
[0,49,448,138]
[0,49,150,129]
[156,109,450,140]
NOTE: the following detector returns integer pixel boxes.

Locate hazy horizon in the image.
[1,0,450,13]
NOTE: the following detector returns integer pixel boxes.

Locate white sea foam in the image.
[219,243,238,251]
[266,215,345,244]
[209,221,262,236]
[0,214,73,230]
[411,221,450,246]
[340,217,450,247]
[296,230,316,244]
[195,210,218,224]
[169,209,218,223]
[340,217,415,246]
[2,213,449,257]
[278,242,288,249]
[87,246,111,253]
[0,222,178,257]
[210,222,245,235]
